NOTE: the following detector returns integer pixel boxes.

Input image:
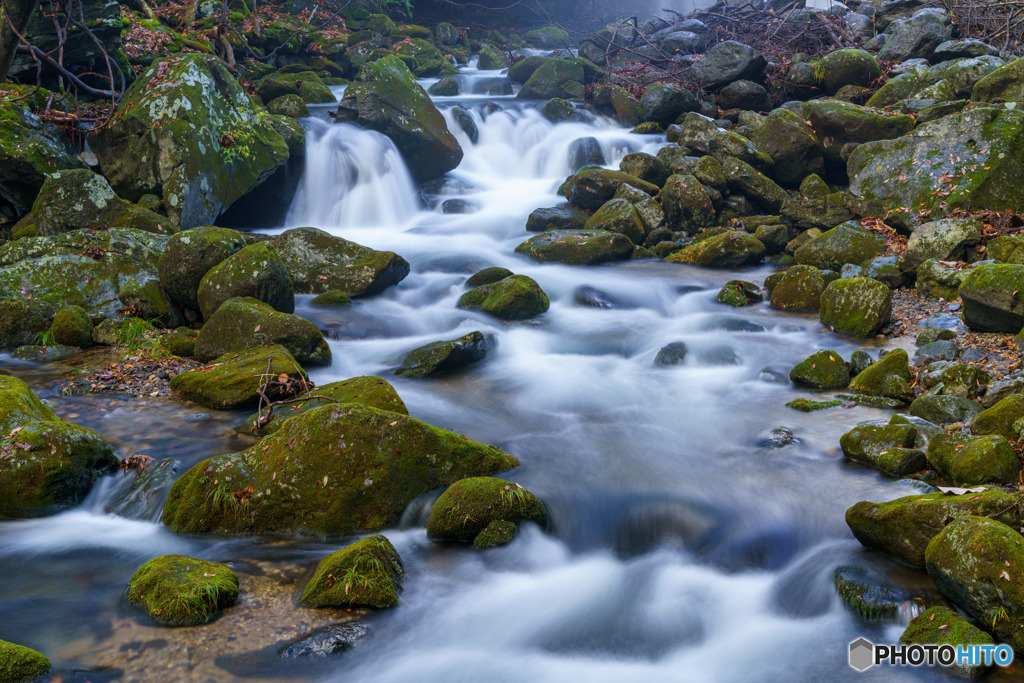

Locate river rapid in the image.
[0,63,953,682]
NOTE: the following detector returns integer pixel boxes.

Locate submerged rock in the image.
[395,331,492,378]
[279,623,369,658]
[299,535,403,609]
[126,554,239,626]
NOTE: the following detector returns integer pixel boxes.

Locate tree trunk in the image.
[134,0,157,23]
[0,0,37,82]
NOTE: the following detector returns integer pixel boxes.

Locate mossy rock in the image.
[515,229,634,266]
[564,169,659,212]
[466,267,514,287]
[749,108,824,187]
[769,264,826,312]
[667,232,765,269]
[789,349,849,389]
[395,331,491,378]
[457,275,549,321]
[126,554,239,626]
[168,345,306,410]
[926,432,1020,487]
[908,394,983,424]
[524,26,568,49]
[970,393,1024,441]
[49,305,93,348]
[245,375,407,436]
[0,640,50,682]
[800,98,915,171]
[118,277,182,328]
[786,398,842,412]
[310,291,352,307]
[957,263,1024,333]
[162,403,520,536]
[518,59,584,100]
[925,516,1024,653]
[267,94,310,118]
[794,221,885,271]
[661,174,716,234]
[972,57,1024,104]
[426,477,545,543]
[508,55,548,85]
[428,77,459,97]
[299,535,403,609]
[584,199,644,245]
[157,226,247,311]
[0,299,56,350]
[819,277,892,337]
[900,606,993,677]
[472,519,518,548]
[814,49,881,94]
[92,317,154,347]
[920,362,991,399]
[197,243,294,319]
[840,418,925,477]
[31,169,175,237]
[273,228,409,298]
[160,331,195,357]
[988,235,1024,265]
[845,490,1019,567]
[833,565,904,621]
[848,348,914,404]
[716,280,763,307]
[194,297,330,367]
[477,45,507,71]
[92,53,290,230]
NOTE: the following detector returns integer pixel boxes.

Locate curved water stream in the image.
[0,65,958,681]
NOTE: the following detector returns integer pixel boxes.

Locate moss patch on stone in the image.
[426,476,545,543]
[0,639,50,682]
[168,345,306,410]
[299,535,403,609]
[126,554,239,626]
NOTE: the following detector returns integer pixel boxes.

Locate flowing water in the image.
[0,65,968,682]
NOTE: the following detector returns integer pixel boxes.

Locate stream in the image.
[0,63,956,682]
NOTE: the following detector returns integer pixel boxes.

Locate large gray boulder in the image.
[901,218,983,271]
[878,14,952,62]
[31,169,173,237]
[689,41,767,88]
[274,228,410,297]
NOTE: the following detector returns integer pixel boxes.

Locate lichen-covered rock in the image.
[749,109,824,186]
[819,277,892,337]
[458,275,549,320]
[970,394,1024,441]
[197,243,294,319]
[337,56,461,182]
[661,174,716,234]
[794,222,886,271]
[619,152,670,187]
[0,640,50,682]
[848,349,914,404]
[801,99,915,172]
[901,218,983,272]
[272,228,409,298]
[584,199,645,245]
[790,349,849,389]
[840,418,924,477]
[267,93,310,118]
[925,516,1024,652]
[921,363,991,399]
[126,555,239,626]
[769,265,826,312]
[709,131,773,174]
[957,263,1024,333]
[0,228,168,317]
[168,345,306,410]
[0,299,56,350]
[900,606,994,677]
[564,169,659,212]
[926,432,1020,486]
[426,477,545,544]
[194,297,330,367]
[157,226,247,311]
[0,375,117,518]
[846,490,1019,567]
[162,403,520,536]
[49,305,93,348]
[847,109,1024,228]
[395,331,491,378]
[988,235,1024,265]
[246,376,407,436]
[717,79,770,111]
[92,54,290,229]
[299,535,403,609]
[31,169,173,237]
[666,231,765,268]
[515,229,633,265]
[916,258,975,299]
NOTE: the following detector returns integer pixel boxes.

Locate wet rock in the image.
[654,342,688,366]
[721,157,788,213]
[913,339,959,362]
[921,362,990,399]
[970,394,1024,442]
[850,349,873,376]
[846,489,1019,567]
[157,227,247,312]
[794,221,886,271]
[280,623,368,658]
[197,243,294,319]
[619,153,669,187]
[565,169,659,212]
[466,267,514,288]
[981,378,1024,409]
[515,229,634,266]
[0,639,50,681]
[819,277,891,337]
[834,565,905,620]
[518,59,584,100]
[840,417,925,477]
[667,231,765,268]
[194,297,330,368]
[900,606,993,677]
[163,403,519,536]
[458,275,550,321]
[126,555,238,626]
[584,199,645,245]
[749,109,824,186]
[169,345,306,410]
[660,174,716,234]
[639,83,698,125]
[958,263,1024,333]
[927,432,1020,486]
[909,395,982,424]
[267,93,310,118]
[567,137,606,172]
[32,169,173,237]
[769,265,827,312]
[574,286,623,309]
[395,331,491,378]
[300,535,403,609]
[790,349,849,389]
[427,477,545,545]
[273,228,409,299]
[757,427,800,448]
[689,40,767,88]
[48,305,93,349]
[716,280,763,307]
[848,349,914,405]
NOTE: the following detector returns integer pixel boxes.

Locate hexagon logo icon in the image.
[849,637,875,672]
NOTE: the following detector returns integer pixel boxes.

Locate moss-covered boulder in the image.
[92,54,290,229]
[840,418,925,477]
[970,393,1024,441]
[0,640,50,682]
[518,59,584,100]
[126,555,239,626]
[957,263,1024,333]
[926,432,1020,486]
[246,376,407,436]
[815,49,881,94]
[846,490,1019,567]
[273,227,409,298]
[789,349,849,389]
[162,403,520,535]
[716,280,763,307]
[267,93,310,118]
[564,169,659,212]
[169,345,306,410]
[619,152,670,188]
[819,277,891,337]
[769,265,826,312]
[639,83,698,126]
[458,275,549,321]
[0,375,117,518]
[901,218,983,272]
[395,331,491,378]
[337,55,462,182]
[194,297,330,367]
[49,305,93,348]
[299,535,403,609]
[847,109,1024,228]
[749,109,824,186]
[925,516,1024,652]
[0,299,56,349]
[477,45,507,71]
[583,199,645,246]
[847,349,914,405]
[972,57,1024,104]
[0,228,168,316]
[118,278,182,328]
[801,99,915,172]
[908,394,983,424]
[922,362,991,399]
[31,169,174,237]
[526,207,587,233]
[667,231,765,269]
[196,243,294,319]
[157,226,247,311]
[900,606,994,677]
[661,174,716,234]
[426,477,545,545]
[721,157,789,213]
[514,229,633,265]
[794,221,886,271]
[988,235,1024,264]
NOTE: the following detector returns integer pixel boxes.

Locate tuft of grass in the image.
[32,330,57,347]
[126,555,239,626]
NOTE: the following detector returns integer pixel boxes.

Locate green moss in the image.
[466,267,513,288]
[900,606,992,676]
[958,263,1024,332]
[157,226,246,311]
[194,297,330,367]
[927,431,1021,486]
[790,349,850,389]
[49,305,93,348]
[717,280,764,307]
[426,477,545,542]
[819,277,892,337]
[396,331,490,378]
[518,59,584,100]
[310,291,352,307]
[848,349,914,404]
[666,232,766,268]
[126,554,239,626]
[0,640,50,682]
[169,345,306,410]
[786,398,842,411]
[472,519,518,548]
[0,299,56,350]
[273,228,409,298]
[970,394,1024,440]
[197,243,294,319]
[267,94,310,118]
[457,275,550,320]
[160,331,195,358]
[246,375,407,435]
[769,265,826,312]
[299,535,403,608]
[162,403,520,536]
[584,199,644,245]
[840,421,924,477]
[514,229,634,266]
[794,222,886,271]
